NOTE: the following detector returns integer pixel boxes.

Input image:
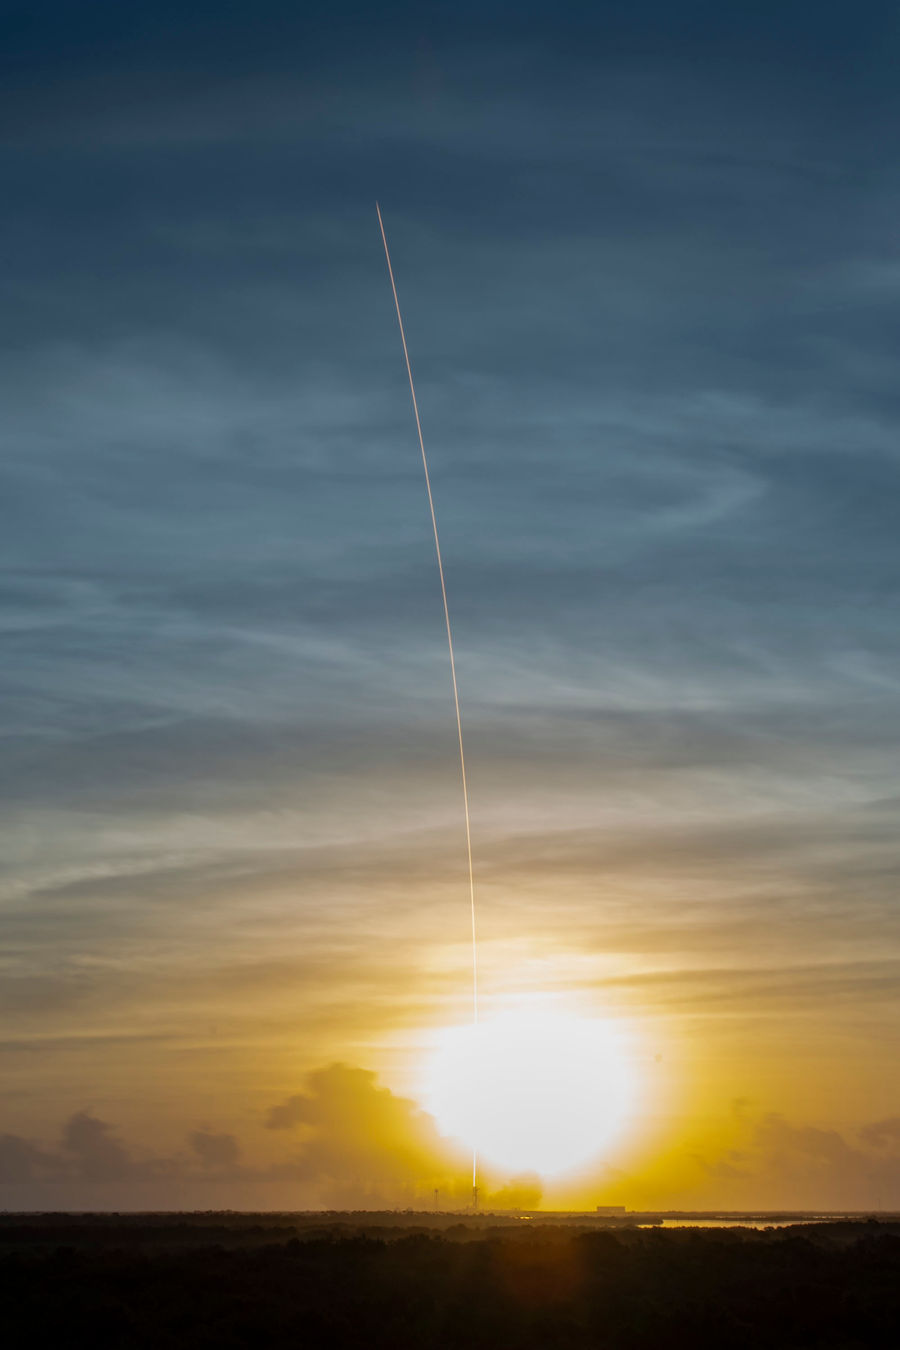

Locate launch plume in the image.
[376,203,479,1196]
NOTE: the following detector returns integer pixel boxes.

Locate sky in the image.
[3,0,900,1210]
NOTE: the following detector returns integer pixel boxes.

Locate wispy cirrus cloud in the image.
[3,0,900,1198]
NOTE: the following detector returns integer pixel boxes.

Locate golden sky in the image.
[4,0,900,1212]
[4,781,899,1209]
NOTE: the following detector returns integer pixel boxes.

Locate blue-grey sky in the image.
[3,0,900,1209]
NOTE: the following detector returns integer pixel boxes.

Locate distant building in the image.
[595,1205,627,1216]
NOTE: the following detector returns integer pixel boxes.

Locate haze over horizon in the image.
[3,0,900,1211]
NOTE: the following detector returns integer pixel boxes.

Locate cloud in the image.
[755,1114,856,1169]
[0,1068,486,1208]
[693,1110,900,1209]
[4,0,900,1211]
[61,1111,162,1182]
[5,1082,900,1212]
[0,1133,60,1183]
[189,1129,242,1169]
[487,1174,543,1209]
[858,1118,900,1149]
[266,1063,466,1206]
[0,1111,168,1188]
[692,1150,751,1182]
[265,1096,312,1131]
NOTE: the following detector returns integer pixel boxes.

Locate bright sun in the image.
[422,1008,635,1178]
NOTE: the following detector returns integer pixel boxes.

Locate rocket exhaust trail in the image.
[376,204,479,1194]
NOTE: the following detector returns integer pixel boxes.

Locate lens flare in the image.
[422,1009,635,1178]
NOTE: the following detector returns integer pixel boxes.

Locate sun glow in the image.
[422,1008,635,1178]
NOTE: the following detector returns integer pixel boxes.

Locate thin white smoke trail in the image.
[376,203,479,1195]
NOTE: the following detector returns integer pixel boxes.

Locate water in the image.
[644,1218,823,1230]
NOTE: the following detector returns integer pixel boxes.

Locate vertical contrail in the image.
[376,203,479,1194]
